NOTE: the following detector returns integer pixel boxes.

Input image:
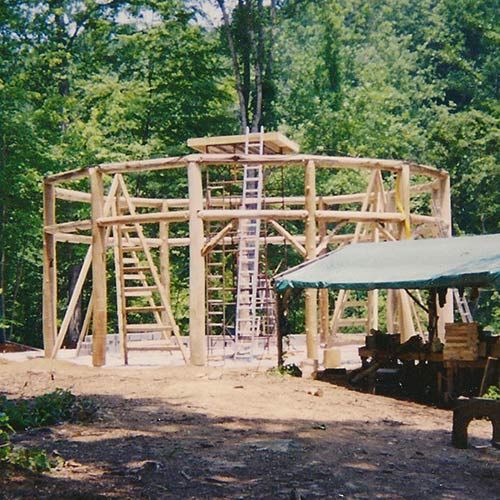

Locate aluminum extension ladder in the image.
[234,127,265,358]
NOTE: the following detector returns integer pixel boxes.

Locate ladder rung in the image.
[124,274,144,280]
[125,286,157,292]
[123,258,137,264]
[124,290,153,297]
[125,306,164,313]
[122,246,143,252]
[126,324,171,332]
[127,341,180,352]
[337,318,367,326]
[123,266,149,272]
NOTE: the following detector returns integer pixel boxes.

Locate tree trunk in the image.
[0,204,6,344]
[217,0,248,131]
[251,0,265,131]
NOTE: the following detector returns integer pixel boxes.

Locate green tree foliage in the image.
[0,0,497,344]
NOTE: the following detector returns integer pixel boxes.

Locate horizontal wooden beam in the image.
[198,209,309,221]
[45,154,446,184]
[53,232,359,249]
[315,210,405,222]
[410,214,447,225]
[97,210,190,226]
[55,187,186,209]
[54,180,438,210]
[45,219,91,234]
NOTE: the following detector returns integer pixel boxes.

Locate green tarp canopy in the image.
[274,234,500,292]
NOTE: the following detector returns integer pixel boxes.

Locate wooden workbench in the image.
[358,346,488,403]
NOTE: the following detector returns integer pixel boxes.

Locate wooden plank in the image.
[187,131,300,154]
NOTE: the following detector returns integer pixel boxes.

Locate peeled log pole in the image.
[89,168,107,367]
[42,182,57,357]
[188,162,206,365]
[304,160,318,363]
[436,176,454,336]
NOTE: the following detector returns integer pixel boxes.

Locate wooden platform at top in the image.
[187,132,300,155]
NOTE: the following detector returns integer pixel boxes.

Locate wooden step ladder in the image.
[112,175,188,364]
[234,127,265,359]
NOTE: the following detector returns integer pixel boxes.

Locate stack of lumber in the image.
[444,322,479,361]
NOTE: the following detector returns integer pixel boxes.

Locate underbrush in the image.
[0,389,97,472]
[483,385,500,400]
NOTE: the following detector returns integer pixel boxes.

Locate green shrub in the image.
[483,385,500,400]
[0,389,97,472]
[0,388,97,431]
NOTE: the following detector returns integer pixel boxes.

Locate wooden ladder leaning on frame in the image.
[112,174,188,364]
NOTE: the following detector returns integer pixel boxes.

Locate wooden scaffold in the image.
[43,131,454,367]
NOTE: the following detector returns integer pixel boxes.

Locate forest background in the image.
[0,0,498,346]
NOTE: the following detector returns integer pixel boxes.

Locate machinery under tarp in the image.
[274,234,500,292]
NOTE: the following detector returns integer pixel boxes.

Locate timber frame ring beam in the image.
[43,133,451,367]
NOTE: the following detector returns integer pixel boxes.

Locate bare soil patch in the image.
[0,358,498,499]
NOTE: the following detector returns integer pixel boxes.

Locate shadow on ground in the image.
[1,390,499,499]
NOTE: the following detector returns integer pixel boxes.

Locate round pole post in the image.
[304,160,318,363]
[90,168,107,367]
[42,181,57,357]
[188,161,206,365]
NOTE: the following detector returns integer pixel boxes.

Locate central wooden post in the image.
[89,168,107,367]
[304,160,318,362]
[188,161,206,365]
[42,181,57,357]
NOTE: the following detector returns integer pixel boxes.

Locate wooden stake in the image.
[90,168,107,367]
[187,162,206,365]
[42,182,57,357]
[304,160,318,362]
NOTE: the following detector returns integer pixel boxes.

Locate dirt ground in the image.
[0,358,498,499]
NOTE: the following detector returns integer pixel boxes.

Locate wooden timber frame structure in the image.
[42,132,453,367]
